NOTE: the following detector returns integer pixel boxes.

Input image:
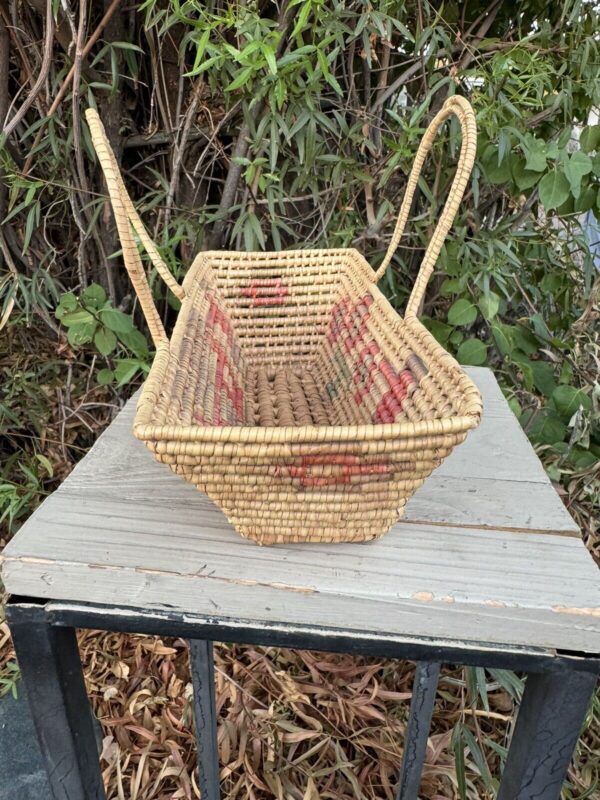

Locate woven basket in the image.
[85,95,482,545]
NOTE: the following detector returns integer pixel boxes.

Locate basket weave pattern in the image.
[85,96,482,545]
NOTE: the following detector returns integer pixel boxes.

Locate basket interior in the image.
[147,250,472,430]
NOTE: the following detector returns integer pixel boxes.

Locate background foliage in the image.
[0,1,599,797]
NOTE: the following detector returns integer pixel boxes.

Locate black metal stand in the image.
[7,598,599,800]
[497,668,599,800]
[7,604,106,800]
[190,639,220,800]
[396,661,441,799]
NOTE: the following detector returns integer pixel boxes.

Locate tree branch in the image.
[2,0,54,137]
[21,0,122,175]
[206,0,292,250]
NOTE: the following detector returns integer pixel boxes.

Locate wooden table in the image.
[3,367,599,800]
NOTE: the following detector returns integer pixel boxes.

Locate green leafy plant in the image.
[1,1,599,796]
[0,453,53,534]
[55,284,151,385]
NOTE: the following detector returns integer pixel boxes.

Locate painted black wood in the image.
[190,640,220,800]
[6,603,105,800]
[39,598,600,675]
[6,598,600,800]
[497,668,599,800]
[395,662,440,800]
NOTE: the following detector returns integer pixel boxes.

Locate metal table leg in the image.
[396,661,440,800]
[190,639,220,800]
[7,603,106,800]
[497,665,599,800]
[7,595,599,800]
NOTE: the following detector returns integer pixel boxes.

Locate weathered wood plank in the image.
[2,367,596,655]
[24,367,576,534]
[68,367,553,487]
[3,504,596,610]
[3,557,600,653]
[405,474,575,533]
[434,405,551,485]
[50,444,575,534]
[56,443,576,533]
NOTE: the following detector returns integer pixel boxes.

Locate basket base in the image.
[216,496,407,546]
[235,526,392,546]
[149,446,420,545]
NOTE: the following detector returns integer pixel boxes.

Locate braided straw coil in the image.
[84,96,482,545]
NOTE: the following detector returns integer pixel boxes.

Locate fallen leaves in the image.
[0,620,597,798]
[75,631,516,800]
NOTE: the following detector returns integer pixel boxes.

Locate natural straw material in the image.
[85,96,482,545]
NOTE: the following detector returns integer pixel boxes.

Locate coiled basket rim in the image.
[132,247,482,445]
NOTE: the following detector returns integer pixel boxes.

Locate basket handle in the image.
[372,95,477,317]
[85,108,185,346]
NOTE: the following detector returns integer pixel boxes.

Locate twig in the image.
[27,0,75,56]
[68,190,89,288]
[0,231,18,331]
[573,273,599,331]
[362,47,372,108]
[124,127,211,149]
[0,12,10,213]
[71,0,89,287]
[374,39,392,117]
[371,59,424,112]
[206,121,253,250]
[0,5,50,122]
[191,101,240,178]
[2,0,54,137]
[21,0,122,175]
[452,0,503,74]
[509,188,539,231]
[206,0,292,249]
[152,25,176,133]
[345,39,359,108]
[58,0,77,52]
[165,80,203,228]
[363,172,377,229]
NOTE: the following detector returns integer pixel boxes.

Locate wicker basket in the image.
[85,95,482,545]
